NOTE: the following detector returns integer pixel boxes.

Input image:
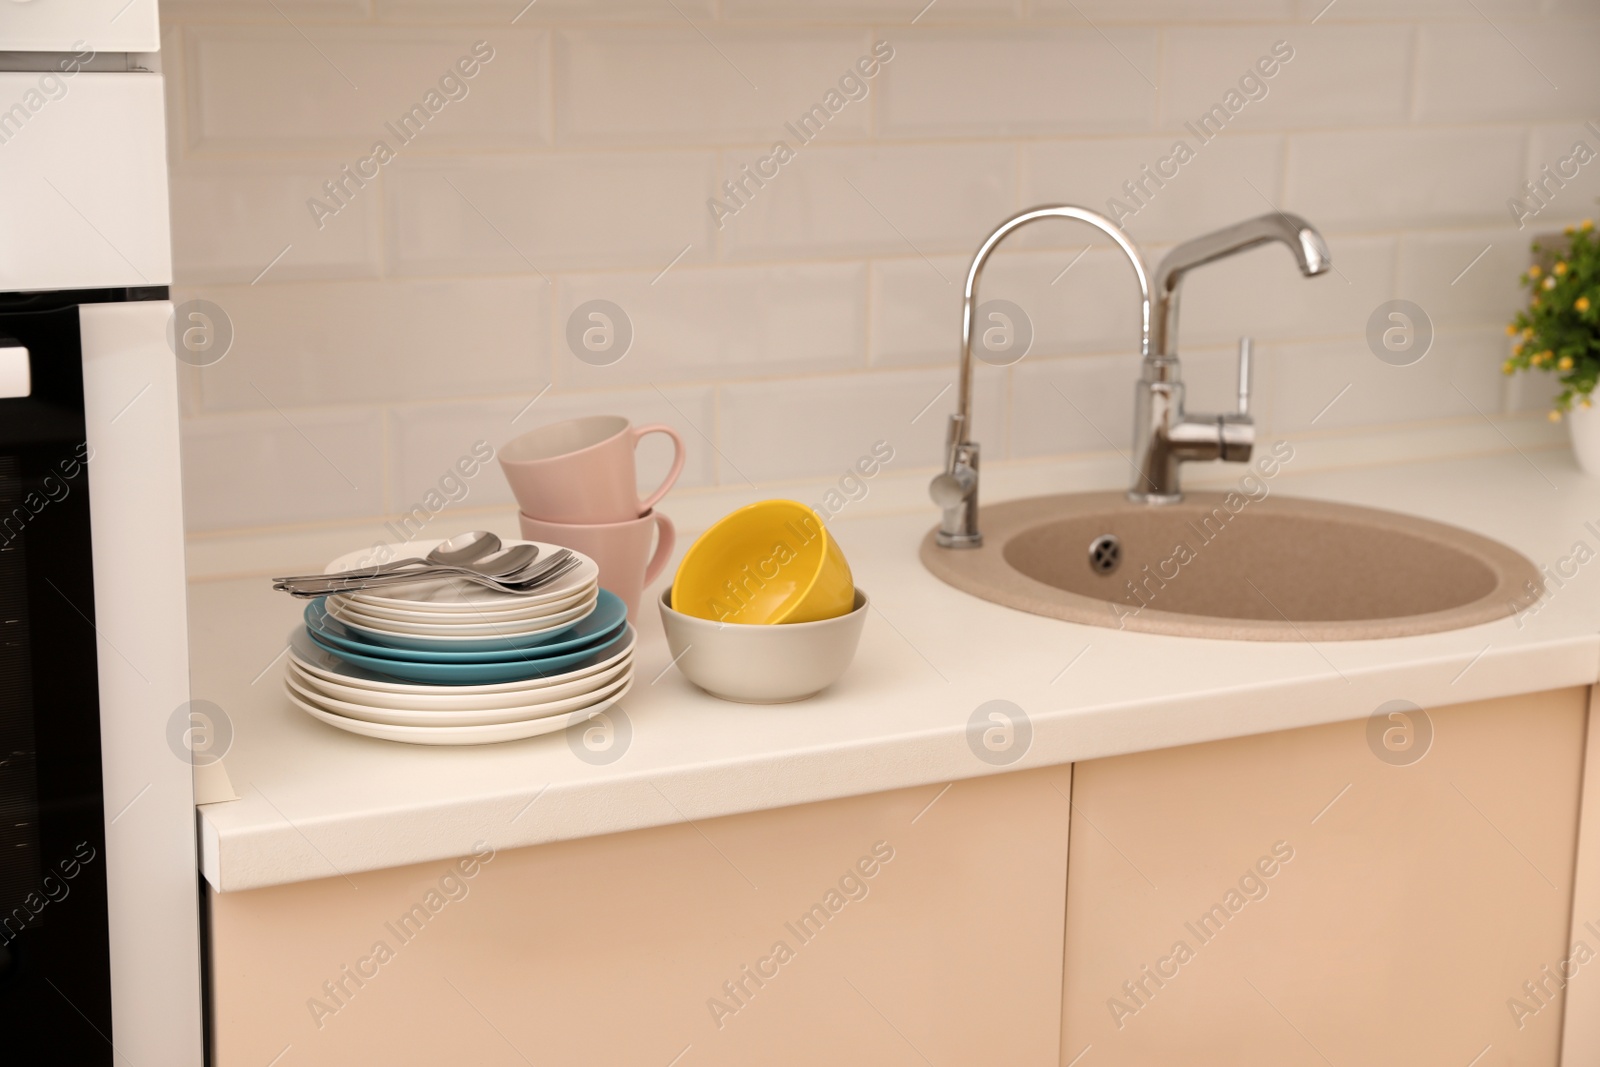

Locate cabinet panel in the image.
[209,764,1072,1066]
[1061,688,1586,1067]
[0,1,159,53]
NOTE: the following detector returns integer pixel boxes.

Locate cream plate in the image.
[283,679,630,746]
[289,652,632,712]
[330,581,596,625]
[285,665,633,727]
[328,590,601,639]
[286,625,636,696]
[329,539,598,611]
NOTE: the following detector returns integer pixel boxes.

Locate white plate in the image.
[286,664,633,727]
[328,539,598,611]
[289,652,632,711]
[331,581,596,625]
[328,590,600,640]
[283,676,631,746]
[286,625,636,696]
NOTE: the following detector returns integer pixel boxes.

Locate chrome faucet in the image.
[1129,211,1332,503]
[930,207,1333,548]
[929,205,1152,548]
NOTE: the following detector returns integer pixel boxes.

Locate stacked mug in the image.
[499,415,683,621]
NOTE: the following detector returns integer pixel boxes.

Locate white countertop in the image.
[193,447,1600,892]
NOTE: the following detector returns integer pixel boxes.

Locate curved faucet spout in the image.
[933,205,1153,548]
[1151,212,1330,358]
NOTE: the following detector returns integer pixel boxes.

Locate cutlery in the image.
[275,549,578,599]
[275,545,540,595]
[272,530,509,586]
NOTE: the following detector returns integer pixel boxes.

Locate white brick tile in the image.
[1285,128,1527,231]
[1416,23,1600,123]
[180,407,385,531]
[717,367,1006,484]
[374,0,713,20]
[190,278,550,411]
[1296,0,1539,18]
[554,28,873,146]
[872,246,1149,369]
[163,0,371,20]
[1160,27,1410,131]
[725,0,1020,18]
[186,27,546,152]
[1022,134,1285,245]
[718,143,1016,261]
[554,263,866,387]
[387,386,717,515]
[1396,230,1526,332]
[1522,122,1600,233]
[1263,330,1505,434]
[878,29,1158,138]
[1039,0,1294,18]
[169,162,383,285]
[385,152,718,275]
[1173,234,1397,347]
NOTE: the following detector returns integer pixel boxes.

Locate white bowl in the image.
[656,587,867,704]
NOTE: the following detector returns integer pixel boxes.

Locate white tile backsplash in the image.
[186,27,547,153]
[554,28,872,146]
[188,277,550,411]
[1285,128,1528,231]
[386,152,719,275]
[162,4,1561,534]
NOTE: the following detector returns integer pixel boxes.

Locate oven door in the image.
[0,296,111,1063]
[0,289,201,1066]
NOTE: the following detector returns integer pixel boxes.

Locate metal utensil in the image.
[272,531,507,586]
[274,548,578,599]
[274,544,540,597]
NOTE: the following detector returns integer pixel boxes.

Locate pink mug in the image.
[519,510,676,622]
[499,414,686,524]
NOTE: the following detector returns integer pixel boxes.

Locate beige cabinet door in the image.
[1061,688,1588,1067]
[209,764,1072,1066]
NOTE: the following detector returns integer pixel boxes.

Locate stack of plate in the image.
[282,539,634,745]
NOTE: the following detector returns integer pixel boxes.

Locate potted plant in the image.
[1505,219,1600,475]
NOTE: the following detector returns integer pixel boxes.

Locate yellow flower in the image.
[1544,275,1558,290]
[1502,359,1516,374]
[1584,219,1595,231]
[1523,327,1534,340]
[1550,409,1564,422]
[1530,264,1543,278]
[1556,261,1569,275]
[1506,322,1518,336]
[1567,225,1577,236]
[1579,296,1592,312]
[1559,355,1574,371]
[1513,342,1524,355]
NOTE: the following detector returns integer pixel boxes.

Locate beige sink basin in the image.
[920,491,1541,641]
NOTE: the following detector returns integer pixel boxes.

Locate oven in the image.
[0,6,204,1063]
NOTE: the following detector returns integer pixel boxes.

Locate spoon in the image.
[274,531,507,585]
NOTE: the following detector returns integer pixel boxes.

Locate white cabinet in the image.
[0,73,171,290]
[0,0,160,53]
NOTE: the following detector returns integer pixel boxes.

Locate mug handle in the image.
[633,423,686,513]
[642,511,677,587]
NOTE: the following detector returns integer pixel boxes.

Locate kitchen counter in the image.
[193,447,1600,892]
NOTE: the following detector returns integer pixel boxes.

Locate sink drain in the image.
[1088,534,1121,575]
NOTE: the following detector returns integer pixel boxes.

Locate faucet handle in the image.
[1235,336,1252,417]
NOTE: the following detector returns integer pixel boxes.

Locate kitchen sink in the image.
[920,491,1541,641]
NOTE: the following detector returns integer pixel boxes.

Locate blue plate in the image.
[305,590,626,662]
[305,623,635,685]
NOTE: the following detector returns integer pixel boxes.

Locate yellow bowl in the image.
[671,500,855,624]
